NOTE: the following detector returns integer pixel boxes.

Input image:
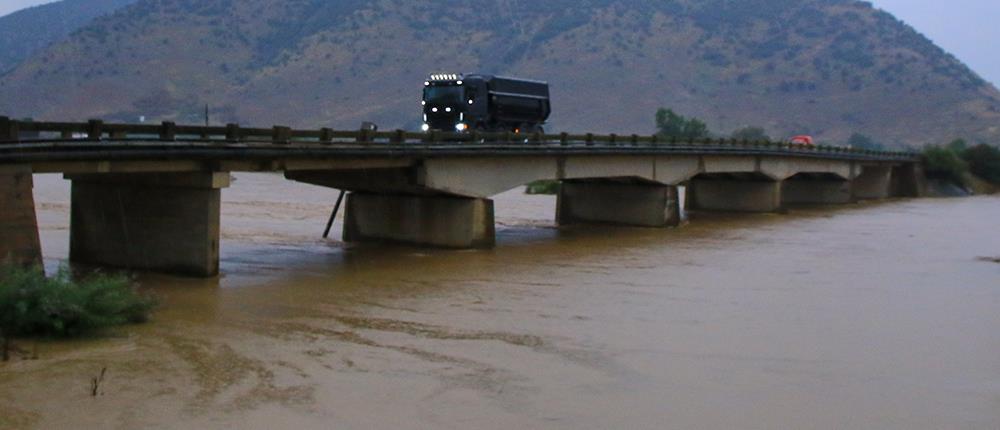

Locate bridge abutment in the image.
[851,166,892,200]
[0,166,42,267]
[343,193,495,248]
[687,179,783,212]
[557,182,681,227]
[68,172,229,277]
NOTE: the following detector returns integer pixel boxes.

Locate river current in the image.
[1,173,998,429]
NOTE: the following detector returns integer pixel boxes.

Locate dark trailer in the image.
[422,73,551,133]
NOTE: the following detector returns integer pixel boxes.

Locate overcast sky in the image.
[1,0,997,85]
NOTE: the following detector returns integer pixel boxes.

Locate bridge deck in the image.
[1,139,918,171]
[0,118,919,174]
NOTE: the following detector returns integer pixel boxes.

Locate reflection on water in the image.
[2,173,998,429]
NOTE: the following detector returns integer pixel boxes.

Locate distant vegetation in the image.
[921,139,1000,187]
[731,126,770,142]
[847,133,887,150]
[655,108,710,141]
[0,266,155,361]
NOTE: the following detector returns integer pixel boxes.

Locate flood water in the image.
[2,173,998,429]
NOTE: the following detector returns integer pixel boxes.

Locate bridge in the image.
[0,117,924,277]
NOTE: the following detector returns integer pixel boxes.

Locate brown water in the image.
[1,173,998,429]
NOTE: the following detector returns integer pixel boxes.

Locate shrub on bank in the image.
[0,266,156,361]
[922,145,969,186]
[921,141,1000,188]
[962,144,1000,185]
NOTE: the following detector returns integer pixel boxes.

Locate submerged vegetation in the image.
[525,180,560,195]
[921,139,1000,188]
[0,266,155,361]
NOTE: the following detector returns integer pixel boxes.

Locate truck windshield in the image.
[424,86,464,105]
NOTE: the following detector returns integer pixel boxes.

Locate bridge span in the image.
[0,118,924,277]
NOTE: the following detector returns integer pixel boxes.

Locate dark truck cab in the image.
[422,73,550,133]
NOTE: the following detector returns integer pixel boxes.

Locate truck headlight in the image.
[455,123,468,132]
[421,124,430,132]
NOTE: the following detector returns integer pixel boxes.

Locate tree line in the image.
[655,107,1000,188]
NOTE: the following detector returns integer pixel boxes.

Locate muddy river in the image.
[1,173,998,429]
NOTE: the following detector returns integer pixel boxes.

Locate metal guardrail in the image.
[0,116,919,161]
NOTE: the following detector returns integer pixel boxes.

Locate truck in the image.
[421,73,551,133]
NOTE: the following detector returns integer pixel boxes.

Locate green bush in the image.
[0,266,155,361]
[961,144,1000,185]
[921,141,1000,187]
[525,180,560,195]
[922,145,968,186]
[655,108,710,141]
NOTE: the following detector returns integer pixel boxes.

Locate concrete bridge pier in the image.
[781,174,852,205]
[852,165,892,200]
[343,193,495,248]
[891,163,927,197]
[67,172,230,276]
[0,166,42,267]
[557,181,681,227]
[686,177,783,212]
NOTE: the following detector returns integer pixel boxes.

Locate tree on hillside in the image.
[848,133,885,150]
[731,126,770,141]
[655,108,710,141]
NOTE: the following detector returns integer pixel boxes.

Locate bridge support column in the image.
[852,166,892,200]
[687,179,783,212]
[343,193,495,248]
[557,182,680,227]
[68,172,230,277]
[891,163,927,197]
[781,179,852,205]
[0,166,42,267]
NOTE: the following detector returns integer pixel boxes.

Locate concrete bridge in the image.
[0,117,924,277]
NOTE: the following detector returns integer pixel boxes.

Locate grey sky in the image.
[1,0,998,86]
[0,0,54,17]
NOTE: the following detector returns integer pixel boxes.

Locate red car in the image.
[789,135,815,145]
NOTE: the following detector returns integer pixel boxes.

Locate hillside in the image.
[0,0,137,74]
[1,0,998,146]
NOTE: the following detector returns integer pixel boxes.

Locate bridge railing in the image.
[0,117,918,160]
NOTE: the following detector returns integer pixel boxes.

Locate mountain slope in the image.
[1,0,998,146]
[0,0,138,74]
